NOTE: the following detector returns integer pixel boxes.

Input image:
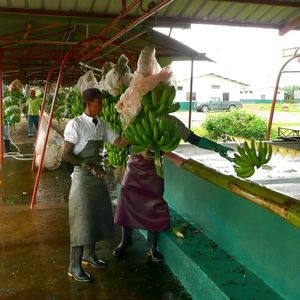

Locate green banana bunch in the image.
[123,82,181,156]
[101,92,129,167]
[46,92,67,125]
[68,89,83,118]
[124,114,181,155]
[101,95,123,133]
[105,144,129,166]
[3,94,23,127]
[233,138,273,178]
[142,82,180,116]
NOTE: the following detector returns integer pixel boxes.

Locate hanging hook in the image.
[140,0,156,12]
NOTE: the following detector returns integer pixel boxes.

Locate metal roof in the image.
[0,0,299,84]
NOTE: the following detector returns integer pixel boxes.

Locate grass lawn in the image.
[243,103,300,112]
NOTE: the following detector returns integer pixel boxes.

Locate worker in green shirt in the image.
[25,89,41,137]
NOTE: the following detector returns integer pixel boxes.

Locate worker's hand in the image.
[140,149,155,160]
[216,144,234,158]
[85,162,106,178]
[114,136,129,148]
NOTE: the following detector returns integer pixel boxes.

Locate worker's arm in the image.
[63,141,105,177]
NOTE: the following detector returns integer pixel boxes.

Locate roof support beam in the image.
[1,39,77,48]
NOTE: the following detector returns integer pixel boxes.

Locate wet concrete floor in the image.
[0,142,191,300]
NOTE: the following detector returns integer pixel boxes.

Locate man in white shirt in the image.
[63,88,127,283]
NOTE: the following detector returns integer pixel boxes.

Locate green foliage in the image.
[282,85,300,101]
[202,109,267,140]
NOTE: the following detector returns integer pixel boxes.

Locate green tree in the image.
[282,85,300,102]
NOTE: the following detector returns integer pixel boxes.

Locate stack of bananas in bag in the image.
[101,93,129,166]
[233,138,273,178]
[123,82,181,176]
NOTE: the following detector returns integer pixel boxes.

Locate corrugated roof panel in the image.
[258,6,283,23]
[27,0,41,9]
[10,0,25,8]
[245,5,271,22]
[75,0,92,12]
[169,0,205,19]
[196,1,220,18]
[92,1,111,13]
[0,0,8,6]
[218,3,245,20]
[44,0,60,11]
[60,0,77,11]
[280,9,300,26]
[269,7,300,25]
[171,0,195,18]
[207,2,235,19]
[232,4,260,21]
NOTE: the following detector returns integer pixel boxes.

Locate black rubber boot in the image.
[112,227,133,257]
[147,231,164,262]
[4,139,10,153]
[67,246,92,283]
[82,243,107,268]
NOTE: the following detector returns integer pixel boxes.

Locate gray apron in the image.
[69,140,114,246]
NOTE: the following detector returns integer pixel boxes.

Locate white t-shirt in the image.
[64,113,118,155]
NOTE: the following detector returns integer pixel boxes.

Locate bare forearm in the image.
[63,151,82,166]
[63,141,82,166]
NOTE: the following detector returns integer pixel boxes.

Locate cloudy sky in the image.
[156,24,300,88]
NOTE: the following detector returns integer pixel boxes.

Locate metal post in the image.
[31,67,54,172]
[266,54,300,140]
[0,49,4,167]
[188,59,194,129]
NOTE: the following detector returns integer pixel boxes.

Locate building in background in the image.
[240,87,285,104]
[175,73,248,110]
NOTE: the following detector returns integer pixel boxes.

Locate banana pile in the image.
[3,95,22,128]
[233,138,273,178]
[123,82,181,154]
[68,89,83,118]
[101,93,129,166]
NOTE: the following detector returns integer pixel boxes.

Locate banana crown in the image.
[233,138,273,178]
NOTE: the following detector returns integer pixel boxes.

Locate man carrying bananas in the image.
[63,88,128,283]
[113,116,233,262]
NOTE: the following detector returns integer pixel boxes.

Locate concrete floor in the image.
[0,140,191,300]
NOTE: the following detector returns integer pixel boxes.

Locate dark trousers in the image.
[28,115,39,135]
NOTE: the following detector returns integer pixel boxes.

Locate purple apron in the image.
[114,154,170,232]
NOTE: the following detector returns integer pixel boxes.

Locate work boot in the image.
[67,246,92,283]
[82,243,107,268]
[112,227,133,257]
[147,231,164,262]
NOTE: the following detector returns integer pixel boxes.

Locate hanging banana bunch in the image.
[101,92,129,166]
[233,138,273,178]
[68,89,83,118]
[123,82,181,176]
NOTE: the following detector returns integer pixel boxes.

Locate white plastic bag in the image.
[76,70,99,93]
[35,113,64,170]
[115,47,172,127]
[99,55,133,96]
